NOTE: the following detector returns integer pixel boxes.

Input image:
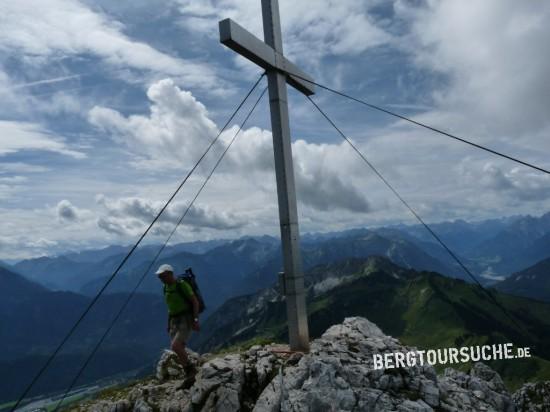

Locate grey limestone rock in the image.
[254,317,517,412]
[156,349,201,382]
[72,317,547,412]
[513,381,550,411]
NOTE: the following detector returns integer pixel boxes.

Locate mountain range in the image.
[0,266,167,403]
[397,212,550,278]
[4,212,550,404]
[12,239,228,292]
[495,257,550,302]
[11,230,457,319]
[192,256,550,389]
[12,212,550,298]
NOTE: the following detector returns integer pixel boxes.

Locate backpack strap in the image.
[163,282,184,301]
[163,280,186,298]
[175,279,187,299]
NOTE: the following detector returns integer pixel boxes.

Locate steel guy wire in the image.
[53,85,268,411]
[306,94,534,342]
[11,73,266,412]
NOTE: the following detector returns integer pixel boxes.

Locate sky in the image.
[1,0,550,260]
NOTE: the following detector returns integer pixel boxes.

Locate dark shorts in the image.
[169,313,192,344]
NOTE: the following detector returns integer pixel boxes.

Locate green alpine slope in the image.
[495,256,550,302]
[194,256,550,389]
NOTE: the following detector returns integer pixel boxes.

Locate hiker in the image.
[156,264,200,372]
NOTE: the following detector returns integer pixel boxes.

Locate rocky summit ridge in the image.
[71,317,549,411]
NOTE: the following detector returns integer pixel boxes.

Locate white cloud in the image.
[221,132,372,213]
[397,0,550,136]
[291,139,370,213]
[0,176,28,184]
[4,0,550,261]
[89,78,219,168]
[0,68,30,115]
[0,0,218,89]
[479,163,550,202]
[0,66,88,118]
[0,205,99,260]
[0,163,45,201]
[9,74,84,90]
[88,78,371,214]
[175,0,391,64]
[95,194,246,236]
[0,162,51,174]
[0,120,86,159]
[56,199,80,222]
[0,233,59,260]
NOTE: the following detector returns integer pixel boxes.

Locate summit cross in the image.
[219,0,314,351]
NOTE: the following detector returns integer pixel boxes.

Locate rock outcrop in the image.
[513,381,550,411]
[254,318,515,411]
[71,317,548,412]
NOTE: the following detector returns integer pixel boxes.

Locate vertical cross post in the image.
[219,0,314,352]
[261,0,309,352]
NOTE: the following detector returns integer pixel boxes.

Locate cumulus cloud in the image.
[89,78,219,169]
[0,233,59,260]
[222,131,371,214]
[7,0,550,262]
[182,204,247,230]
[0,120,86,159]
[480,163,550,202]
[96,216,138,236]
[56,200,80,222]
[89,79,371,214]
[0,0,217,89]
[297,172,370,213]
[95,194,247,236]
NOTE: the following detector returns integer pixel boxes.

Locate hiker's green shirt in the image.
[164,280,194,316]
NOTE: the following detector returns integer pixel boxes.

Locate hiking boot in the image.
[176,364,197,390]
[177,374,196,390]
[184,363,197,376]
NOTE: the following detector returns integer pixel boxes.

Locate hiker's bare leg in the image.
[171,338,189,367]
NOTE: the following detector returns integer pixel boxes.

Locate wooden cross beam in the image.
[219,0,313,352]
[219,19,315,96]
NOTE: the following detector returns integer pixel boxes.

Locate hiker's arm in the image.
[191,295,199,320]
[190,295,200,331]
